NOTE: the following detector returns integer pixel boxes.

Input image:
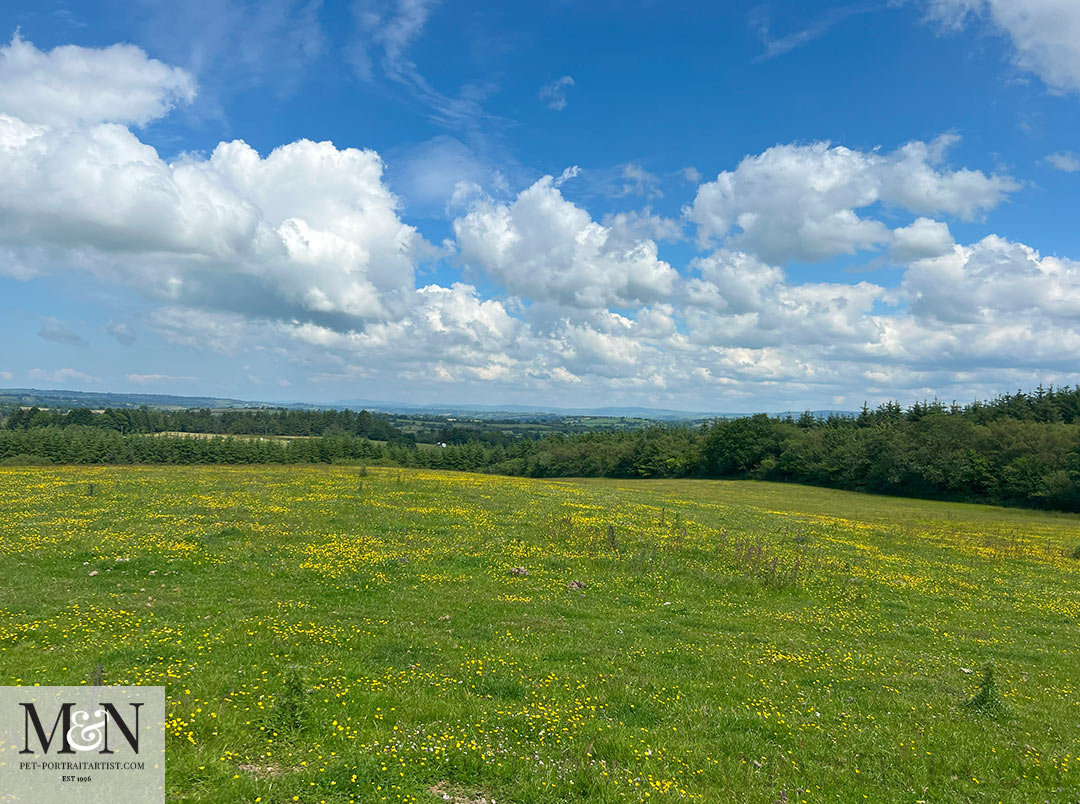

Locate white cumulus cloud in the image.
[686,136,1016,263]
[891,217,955,261]
[4,35,1080,408]
[0,33,195,128]
[0,116,421,320]
[902,234,1080,325]
[684,250,887,349]
[927,0,1080,94]
[453,176,678,309]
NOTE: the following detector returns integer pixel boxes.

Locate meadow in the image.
[0,466,1077,803]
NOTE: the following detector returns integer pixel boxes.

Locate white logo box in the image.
[0,686,164,803]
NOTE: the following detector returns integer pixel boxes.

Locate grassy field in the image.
[151,432,445,451]
[0,466,1077,803]
[153,431,320,441]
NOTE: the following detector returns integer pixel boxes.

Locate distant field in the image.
[0,467,1077,803]
[154,430,319,441]
[151,432,444,450]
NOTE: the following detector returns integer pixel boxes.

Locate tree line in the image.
[2,386,1080,512]
[2,405,407,441]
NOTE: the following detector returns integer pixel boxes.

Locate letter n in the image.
[101,702,142,754]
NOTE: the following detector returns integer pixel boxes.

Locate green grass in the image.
[0,466,1077,803]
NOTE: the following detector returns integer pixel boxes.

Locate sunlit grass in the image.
[0,466,1077,803]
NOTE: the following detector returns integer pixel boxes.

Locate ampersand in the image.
[66,708,106,752]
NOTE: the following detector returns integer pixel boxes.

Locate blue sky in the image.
[1,0,1079,411]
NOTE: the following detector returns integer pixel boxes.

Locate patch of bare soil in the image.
[237,763,298,779]
[428,780,502,803]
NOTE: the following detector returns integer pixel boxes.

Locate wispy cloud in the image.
[540,75,575,110]
[349,0,503,131]
[349,0,434,81]
[553,165,581,187]
[619,163,663,199]
[126,373,197,384]
[37,318,88,347]
[136,0,327,103]
[28,368,100,384]
[750,5,872,62]
[602,208,685,242]
[681,166,702,184]
[571,163,665,200]
[105,321,137,346]
[1045,151,1080,172]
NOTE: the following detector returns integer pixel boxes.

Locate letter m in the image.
[20,703,75,754]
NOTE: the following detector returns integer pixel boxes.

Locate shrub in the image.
[0,454,53,466]
[964,665,1009,716]
[270,664,308,733]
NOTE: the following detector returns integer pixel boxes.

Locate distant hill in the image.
[0,388,306,411]
[0,387,856,420]
[332,398,721,420]
[333,399,856,420]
